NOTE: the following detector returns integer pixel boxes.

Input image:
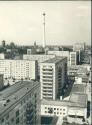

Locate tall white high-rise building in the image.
[0,60,38,80]
[40,57,67,100]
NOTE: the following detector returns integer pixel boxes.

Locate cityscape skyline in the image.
[0,1,91,46]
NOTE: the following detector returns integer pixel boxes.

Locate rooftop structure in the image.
[23,54,55,63]
[42,56,66,64]
[69,93,87,108]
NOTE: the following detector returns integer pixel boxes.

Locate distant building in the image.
[70,51,79,66]
[0,60,38,80]
[0,74,4,90]
[40,57,67,100]
[0,81,40,125]
[0,53,5,59]
[6,49,11,53]
[73,42,85,51]
[47,50,70,66]
[68,65,90,81]
[27,48,36,55]
[23,54,55,75]
[2,40,6,48]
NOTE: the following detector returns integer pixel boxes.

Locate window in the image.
[1,118,4,123]
[6,114,9,120]
[54,108,56,110]
[16,118,19,124]
[45,107,47,109]
[16,110,19,117]
[11,118,14,123]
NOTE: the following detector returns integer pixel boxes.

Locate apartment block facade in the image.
[40,57,67,100]
[0,81,40,125]
[0,60,38,80]
[70,51,79,66]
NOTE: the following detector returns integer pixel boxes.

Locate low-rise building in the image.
[41,84,88,124]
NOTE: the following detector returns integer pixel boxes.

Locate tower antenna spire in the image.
[43,12,46,48]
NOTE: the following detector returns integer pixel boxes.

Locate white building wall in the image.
[0,60,37,80]
[40,57,67,100]
[0,53,5,59]
[68,107,87,119]
[41,104,68,117]
[70,52,77,66]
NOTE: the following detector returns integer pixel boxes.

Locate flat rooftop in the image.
[71,84,86,94]
[0,81,39,118]
[69,93,87,108]
[41,97,87,108]
[42,56,66,64]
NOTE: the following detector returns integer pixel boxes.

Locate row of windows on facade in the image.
[45,107,66,111]
[1,96,36,124]
[45,111,66,115]
[21,93,37,106]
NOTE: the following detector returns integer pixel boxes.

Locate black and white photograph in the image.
[0,1,91,125]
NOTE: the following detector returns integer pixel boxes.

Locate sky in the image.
[0,1,91,46]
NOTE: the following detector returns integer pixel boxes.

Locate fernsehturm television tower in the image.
[43,12,46,48]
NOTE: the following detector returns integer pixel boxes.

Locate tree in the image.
[10,42,15,49]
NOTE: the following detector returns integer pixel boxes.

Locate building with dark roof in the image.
[0,81,40,125]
